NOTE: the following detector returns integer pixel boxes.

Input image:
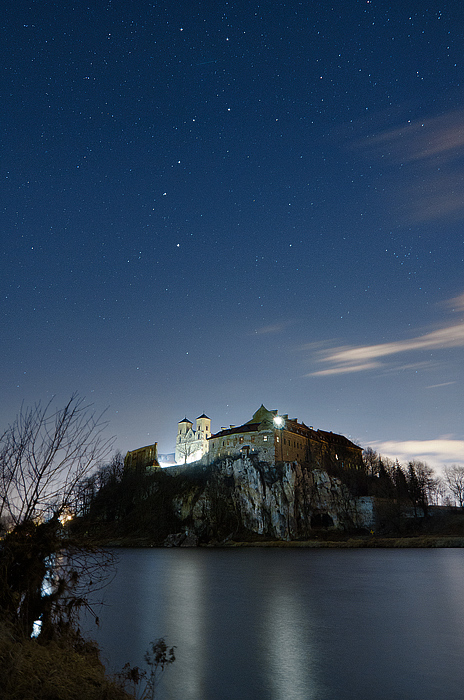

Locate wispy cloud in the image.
[426,381,456,389]
[368,438,464,471]
[352,108,464,223]
[307,291,464,376]
[310,360,382,376]
[253,324,284,335]
[358,109,464,165]
[309,322,464,376]
[253,322,293,335]
[444,291,464,312]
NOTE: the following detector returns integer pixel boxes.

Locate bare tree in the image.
[176,438,197,465]
[99,450,125,486]
[74,473,98,517]
[363,446,380,477]
[444,465,464,508]
[0,394,113,526]
[0,394,114,639]
[428,476,447,505]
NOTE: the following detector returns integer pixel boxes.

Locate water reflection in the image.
[87,549,464,700]
[163,553,206,700]
[264,586,322,700]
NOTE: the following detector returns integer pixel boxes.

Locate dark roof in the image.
[208,418,361,451]
[196,413,210,419]
[209,423,261,439]
[284,419,316,437]
[126,442,157,453]
[178,417,193,424]
[316,430,361,449]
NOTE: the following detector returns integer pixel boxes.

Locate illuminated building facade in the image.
[207,405,362,470]
[175,414,211,464]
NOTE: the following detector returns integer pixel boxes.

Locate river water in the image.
[85,548,464,700]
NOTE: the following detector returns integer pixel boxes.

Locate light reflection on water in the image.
[164,554,207,700]
[264,585,321,700]
[85,549,464,700]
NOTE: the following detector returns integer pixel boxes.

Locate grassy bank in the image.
[0,624,132,700]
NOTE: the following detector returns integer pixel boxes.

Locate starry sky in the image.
[2,0,464,470]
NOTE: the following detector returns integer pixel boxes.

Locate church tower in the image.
[195,414,211,439]
[175,415,211,464]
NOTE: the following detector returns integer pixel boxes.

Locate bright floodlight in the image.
[273,416,284,427]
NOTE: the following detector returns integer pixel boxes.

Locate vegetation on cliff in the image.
[71,446,464,545]
[1,395,463,696]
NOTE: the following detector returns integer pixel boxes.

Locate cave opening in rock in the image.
[310,513,334,529]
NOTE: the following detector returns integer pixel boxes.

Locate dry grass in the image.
[0,623,132,700]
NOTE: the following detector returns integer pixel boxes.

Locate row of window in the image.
[283,437,304,449]
[214,434,266,448]
[211,433,311,450]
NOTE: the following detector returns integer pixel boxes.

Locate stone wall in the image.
[125,443,159,470]
[207,427,275,463]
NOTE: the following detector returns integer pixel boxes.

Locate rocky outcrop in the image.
[166,456,374,542]
[164,532,200,547]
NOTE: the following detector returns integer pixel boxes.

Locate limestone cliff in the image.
[166,455,374,541]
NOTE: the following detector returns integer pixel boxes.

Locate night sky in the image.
[2,0,464,469]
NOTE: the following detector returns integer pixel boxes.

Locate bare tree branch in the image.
[444,465,464,508]
[0,395,116,639]
[0,394,114,525]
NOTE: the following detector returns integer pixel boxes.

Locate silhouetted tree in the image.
[406,461,434,517]
[363,447,381,477]
[0,395,114,639]
[375,459,396,499]
[393,461,409,500]
[444,465,464,508]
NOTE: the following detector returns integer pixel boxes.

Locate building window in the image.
[263,435,268,442]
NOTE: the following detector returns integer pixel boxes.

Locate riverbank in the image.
[0,623,132,700]
[80,534,464,548]
[227,536,464,548]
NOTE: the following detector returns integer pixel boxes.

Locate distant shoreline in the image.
[83,535,464,549]
[225,537,464,548]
